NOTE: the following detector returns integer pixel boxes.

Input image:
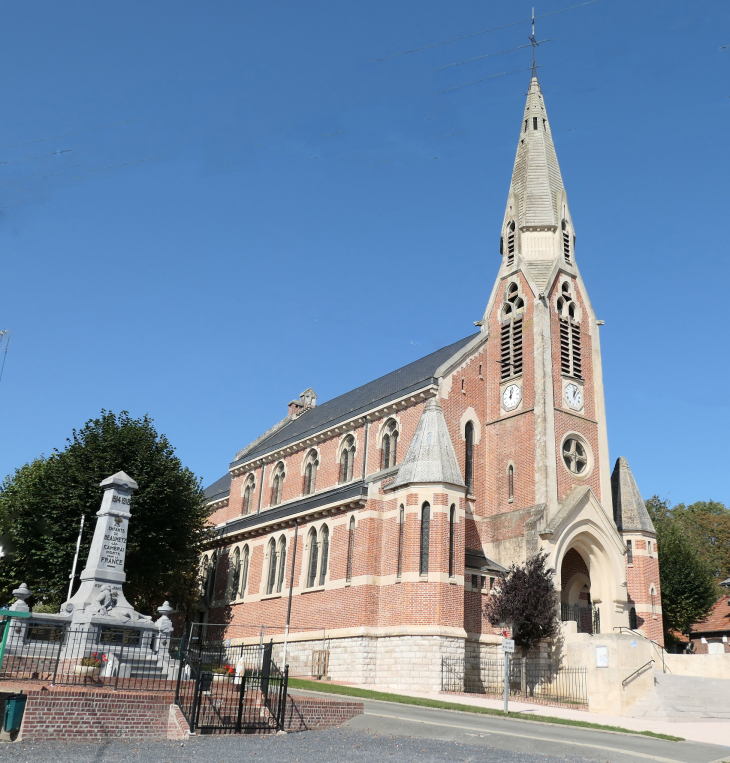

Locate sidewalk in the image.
[337,682,730,748]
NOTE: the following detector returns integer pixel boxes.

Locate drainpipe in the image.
[282,520,299,669]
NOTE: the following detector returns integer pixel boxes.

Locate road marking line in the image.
[362,712,687,763]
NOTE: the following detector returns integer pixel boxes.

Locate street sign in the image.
[501,638,515,653]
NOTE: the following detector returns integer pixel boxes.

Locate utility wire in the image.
[436,65,538,95]
[0,333,10,388]
[372,0,601,63]
[438,39,554,71]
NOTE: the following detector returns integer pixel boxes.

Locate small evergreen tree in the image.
[483,551,559,655]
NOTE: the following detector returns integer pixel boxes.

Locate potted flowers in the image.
[75,653,107,678]
[211,665,234,684]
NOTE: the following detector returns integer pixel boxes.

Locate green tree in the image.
[0,411,209,616]
[483,552,560,655]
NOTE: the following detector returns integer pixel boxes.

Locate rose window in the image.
[563,438,587,474]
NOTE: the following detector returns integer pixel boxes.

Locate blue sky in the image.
[0,0,727,506]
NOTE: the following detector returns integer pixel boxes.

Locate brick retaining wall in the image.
[15,687,362,741]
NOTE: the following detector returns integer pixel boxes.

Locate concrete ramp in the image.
[629,670,730,720]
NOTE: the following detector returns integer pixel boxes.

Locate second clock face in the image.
[502,383,522,411]
[565,383,583,410]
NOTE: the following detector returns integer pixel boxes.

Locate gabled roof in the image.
[391,397,464,489]
[228,333,478,469]
[508,75,564,229]
[611,457,656,534]
[204,473,231,502]
[690,595,730,635]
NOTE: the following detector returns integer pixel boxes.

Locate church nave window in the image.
[270,462,285,506]
[276,536,287,594]
[240,545,250,598]
[557,282,582,379]
[346,516,355,582]
[266,538,278,595]
[306,525,330,588]
[500,282,525,380]
[339,435,356,483]
[228,547,241,599]
[303,449,319,496]
[420,502,431,576]
[242,475,256,515]
[464,421,474,494]
[380,419,399,470]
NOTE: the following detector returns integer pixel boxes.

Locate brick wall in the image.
[20,689,173,741]
[283,694,363,731]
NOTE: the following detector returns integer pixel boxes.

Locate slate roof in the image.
[391,398,465,489]
[204,473,232,502]
[228,333,478,469]
[610,457,655,534]
[509,75,564,229]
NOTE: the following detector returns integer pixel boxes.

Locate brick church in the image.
[200,73,663,690]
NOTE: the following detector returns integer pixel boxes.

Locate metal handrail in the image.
[622,659,654,688]
[613,627,667,673]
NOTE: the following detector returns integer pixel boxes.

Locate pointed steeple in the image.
[392,398,464,489]
[611,457,656,534]
[509,75,564,229]
[500,74,574,288]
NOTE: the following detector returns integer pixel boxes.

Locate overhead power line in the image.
[438,39,555,71]
[371,0,601,63]
[436,66,539,95]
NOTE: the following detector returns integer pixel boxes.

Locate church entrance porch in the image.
[560,547,600,635]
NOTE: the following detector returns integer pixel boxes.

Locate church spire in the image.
[500,73,575,286]
[508,74,564,230]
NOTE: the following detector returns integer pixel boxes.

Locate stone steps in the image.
[628,670,730,720]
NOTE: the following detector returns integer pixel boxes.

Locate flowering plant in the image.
[211,664,235,675]
[80,652,108,668]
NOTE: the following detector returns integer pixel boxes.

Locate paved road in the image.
[1,693,727,763]
[299,689,730,763]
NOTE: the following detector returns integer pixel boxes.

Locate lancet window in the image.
[306,525,329,588]
[276,536,287,594]
[508,464,514,501]
[556,282,582,379]
[339,436,356,483]
[303,449,319,495]
[504,220,516,266]
[242,475,256,515]
[240,545,250,598]
[380,419,399,470]
[420,502,431,576]
[500,282,524,380]
[266,538,278,595]
[464,421,474,494]
[270,462,285,506]
[448,504,455,578]
[346,516,355,582]
[397,505,405,579]
[228,547,241,599]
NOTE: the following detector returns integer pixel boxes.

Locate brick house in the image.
[685,594,730,654]
[198,74,663,691]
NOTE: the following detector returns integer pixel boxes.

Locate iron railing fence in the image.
[561,603,600,635]
[441,657,587,708]
[0,623,182,692]
[176,639,288,733]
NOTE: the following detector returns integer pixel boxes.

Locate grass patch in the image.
[287,678,684,742]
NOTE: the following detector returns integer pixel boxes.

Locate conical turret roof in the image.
[508,75,564,229]
[611,457,655,534]
[392,398,464,489]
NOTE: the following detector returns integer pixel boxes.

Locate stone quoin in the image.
[199,73,663,691]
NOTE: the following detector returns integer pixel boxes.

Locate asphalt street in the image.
[0,694,727,763]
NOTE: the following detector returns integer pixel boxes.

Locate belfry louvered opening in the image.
[506,221,516,266]
[557,282,582,379]
[561,219,571,263]
[501,282,525,380]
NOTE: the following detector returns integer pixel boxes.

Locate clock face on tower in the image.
[565,383,583,410]
[502,383,522,411]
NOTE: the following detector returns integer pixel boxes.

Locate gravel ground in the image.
[0,728,589,763]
